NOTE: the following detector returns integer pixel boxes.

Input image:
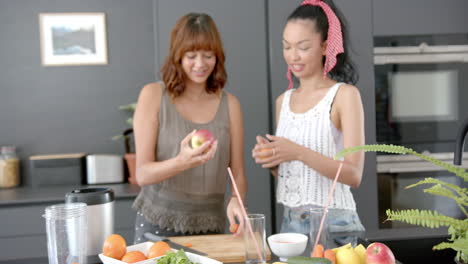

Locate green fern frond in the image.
[406,177,459,190]
[386,209,467,229]
[335,144,468,181]
[407,178,468,202]
[447,225,468,242]
[433,239,468,254]
[405,178,468,216]
[411,152,468,181]
[334,144,412,159]
[112,135,123,141]
[119,103,137,111]
[126,117,133,126]
[424,184,458,200]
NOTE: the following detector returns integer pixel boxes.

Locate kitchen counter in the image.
[0,183,140,262]
[0,183,140,206]
[0,234,455,264]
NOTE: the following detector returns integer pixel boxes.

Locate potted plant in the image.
[113,103,137,184]
[335,144,468,264]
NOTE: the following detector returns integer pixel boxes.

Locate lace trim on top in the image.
[133,196,225,234]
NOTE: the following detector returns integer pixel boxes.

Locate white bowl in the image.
[98,241,222,264]
[267,233,308,261]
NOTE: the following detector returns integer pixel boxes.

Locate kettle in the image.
[65,187,115,257]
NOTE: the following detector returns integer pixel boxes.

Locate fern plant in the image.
[335,144,468,263]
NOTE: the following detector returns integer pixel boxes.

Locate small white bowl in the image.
[267,233,308,261]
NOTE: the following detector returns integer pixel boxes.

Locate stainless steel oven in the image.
[374,33,468,153]
[377,152,468,229]
[373,33,468,229]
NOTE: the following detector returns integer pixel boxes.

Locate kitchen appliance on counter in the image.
[65,187,115,257]
[86,154,124,184]
[30,153,86,187]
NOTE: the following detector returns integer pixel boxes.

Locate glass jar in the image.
[0,146,20,188]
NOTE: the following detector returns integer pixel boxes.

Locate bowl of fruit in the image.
[99,234,222,264]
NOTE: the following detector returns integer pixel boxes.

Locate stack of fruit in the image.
[273,241,396,264]
[318,242,395,264]
[102,234,171,263]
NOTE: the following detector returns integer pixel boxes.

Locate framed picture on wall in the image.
[39,13,108,66]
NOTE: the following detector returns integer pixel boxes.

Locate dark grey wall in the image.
[373,0,468,36]
[0,0,156,185]
[0,0,273,234]
[268,0,377,231]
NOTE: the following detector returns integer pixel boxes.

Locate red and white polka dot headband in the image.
[286,0,344,89]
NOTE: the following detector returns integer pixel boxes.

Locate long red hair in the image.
[161,13,227,98]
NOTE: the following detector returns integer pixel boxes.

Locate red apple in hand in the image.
[366,242,396,264]
[190,129,215,149]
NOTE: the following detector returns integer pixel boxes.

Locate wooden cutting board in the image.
[169,234,272,263]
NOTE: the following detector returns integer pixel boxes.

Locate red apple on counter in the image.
[366,242,396,264]
[190,129,215,149]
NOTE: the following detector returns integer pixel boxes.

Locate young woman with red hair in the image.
[132,13,246,242]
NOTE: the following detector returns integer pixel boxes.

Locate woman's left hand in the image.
[227,197,244,237]
[252,134,303,168]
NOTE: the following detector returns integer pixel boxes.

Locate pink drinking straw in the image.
[227,167,264,263]
[312,162,344,253]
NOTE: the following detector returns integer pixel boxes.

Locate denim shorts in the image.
[280,205,365,247]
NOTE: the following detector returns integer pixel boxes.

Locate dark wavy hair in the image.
[161,13,227,98]
[288,1,358,85]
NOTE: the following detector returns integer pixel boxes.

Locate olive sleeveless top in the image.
[133,83,231,234]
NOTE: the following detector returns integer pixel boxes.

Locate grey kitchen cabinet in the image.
[0,198,135,261]
[267,0,377,232]
[373,0,468,36]
[154,0,273,234]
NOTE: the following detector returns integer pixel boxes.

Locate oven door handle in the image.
[378,162,455,173]
[385,166,447,174]
[377,153,468,173]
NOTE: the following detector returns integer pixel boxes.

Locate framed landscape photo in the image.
[39,13,108,66]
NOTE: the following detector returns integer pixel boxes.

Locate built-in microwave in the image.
[374,33,468,229]
[374,33,468,153]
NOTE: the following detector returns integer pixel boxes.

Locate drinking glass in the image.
[244,213,267,264]
[309,207,330,249]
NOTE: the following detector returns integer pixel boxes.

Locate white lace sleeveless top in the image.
[276,83,357,210]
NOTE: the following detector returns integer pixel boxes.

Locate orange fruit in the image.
[121,250,147,263]
[229,223,239,233]
[259,148,272,159]
[324,249,336,264]
[147,241,171,259]
[184,242,193,248]
[312,244,324,258]
[102,234,127,260]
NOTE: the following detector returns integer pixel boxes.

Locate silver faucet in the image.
[454,118,468,165]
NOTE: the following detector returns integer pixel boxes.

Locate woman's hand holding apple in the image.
[177,130,218,169]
